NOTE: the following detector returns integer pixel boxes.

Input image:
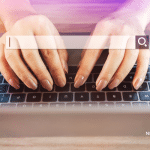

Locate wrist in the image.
[108,10,149,32]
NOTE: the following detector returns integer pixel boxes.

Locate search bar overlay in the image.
[6,35,149,50]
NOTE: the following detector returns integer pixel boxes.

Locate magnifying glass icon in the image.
[138,37,147,47]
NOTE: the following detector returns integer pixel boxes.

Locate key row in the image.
[0,92,150,103]
[0,82,150,94]
[0,102,150,108]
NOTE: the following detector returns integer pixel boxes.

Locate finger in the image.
[5,47,38,90]
[41,47,66,87]
[21,36,54,91]
[74,21,112,88]
[57,49,69,74]
[74,49,103,88]
[35,23,66,87]
[132,49,149,90]
[0,43,20,89]
[108,49,139,89]
[108,36,139,89]
[53,27,69,74]
[96,35,129,91]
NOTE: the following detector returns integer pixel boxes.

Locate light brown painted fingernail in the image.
[108,78,120,89]
[9,79,20,89]
[41,79,53,91]
[25,78,37,90]
[96,79,107,91]
[134,78,143,90]
[74,75,85,88]
[56,76,66,87]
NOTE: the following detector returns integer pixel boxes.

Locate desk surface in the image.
[0,137,150,150]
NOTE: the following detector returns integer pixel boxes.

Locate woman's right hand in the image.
[0,15,68,90]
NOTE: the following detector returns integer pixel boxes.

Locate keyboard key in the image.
[0,94,10,103]
[0,84,9,93]
[102,86,116,91]
[26,93,41,102]
[118,82,132,91]
[91,66,102,73]
[10,94,26,102]
[145,73,150,81]
[134,82,148,91]
[94,74,99,82]
[91,92,105,101]
[116,102,131,107]
[40,85,54,92]
[66,74,75,82]
[75,93,89,101]
[25,86,39,92]
[86,74,92,82]
[33,103,49,108]
[124,73,134,81]
[139,92,150,101]
[50,103,65,108]
[9,84,24,93]
[71,84,85,91]
[123,92,138,101]
[55,83,69,91]
[1,104,16,108]
[17,103,32,108]
[42,93,57,102]
[107,92,122,101]
[66,102,81,107]
[59,93,73,102]
[0,76,3,83]
[68,66,78,73]
[86,83,96,91]
[99,102,114,107]
[83,102,98,108]
[132,102,148,107]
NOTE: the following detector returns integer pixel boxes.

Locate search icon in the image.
[136,35,149,49]
[138,37,147,47]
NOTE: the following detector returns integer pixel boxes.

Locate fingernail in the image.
[9,79,20,89]
[96,79,107,91]
[25,78,37,90]
[108,78,120,89]
[134,78,143,90]
[56,76,66,87]
[74,75,85,88]
[41,79,53,91]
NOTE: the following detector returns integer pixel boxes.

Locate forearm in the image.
[0,0,37,31]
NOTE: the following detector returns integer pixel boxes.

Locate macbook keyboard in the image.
[0,65,150,108]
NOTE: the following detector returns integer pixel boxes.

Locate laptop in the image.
[0,32,150,137]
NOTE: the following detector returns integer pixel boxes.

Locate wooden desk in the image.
[0,136,150,150]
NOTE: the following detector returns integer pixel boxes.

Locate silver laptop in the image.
[0,32,150,137]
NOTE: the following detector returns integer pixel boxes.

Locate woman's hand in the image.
[0,15,68,90]
[74,17,149,91]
